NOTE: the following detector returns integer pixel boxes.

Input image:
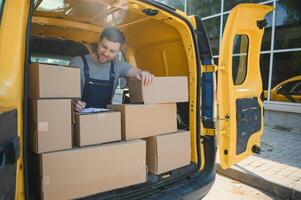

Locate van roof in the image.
[31,0,188,45]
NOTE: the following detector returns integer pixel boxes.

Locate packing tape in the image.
[43,176,50,185]
[97,114,106,121]
[38,122,48,132]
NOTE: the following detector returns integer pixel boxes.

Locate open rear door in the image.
[218,4,273,169]
[0,0,32,199]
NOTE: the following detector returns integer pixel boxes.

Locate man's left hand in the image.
[136,70,154,86]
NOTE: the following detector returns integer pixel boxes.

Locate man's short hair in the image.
[99,27,126,46]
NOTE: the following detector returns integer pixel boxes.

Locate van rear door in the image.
[217,4,273,169]
[0,0,32,199]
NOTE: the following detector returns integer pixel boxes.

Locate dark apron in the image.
[81,55,115,108]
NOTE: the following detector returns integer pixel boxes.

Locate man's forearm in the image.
[126,67,154,86]
[126,68,141,78]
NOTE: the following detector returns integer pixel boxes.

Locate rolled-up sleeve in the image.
[119,62,132,78]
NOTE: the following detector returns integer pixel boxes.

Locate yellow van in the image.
[0,1,272,199]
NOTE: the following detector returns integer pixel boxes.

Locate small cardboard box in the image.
[30,99,72,153]
[146,130,191,175]
[74,111,121,147]
[108,104,177,140]
[128,76,188,104]
[29,63,81,99]
[39,140,146,200]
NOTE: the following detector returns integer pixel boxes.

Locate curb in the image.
[217,164,301,200]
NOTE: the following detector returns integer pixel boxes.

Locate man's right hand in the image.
[73,100,86,112]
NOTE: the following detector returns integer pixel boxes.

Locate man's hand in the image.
[136,70,154,86]
[73,100,86,112]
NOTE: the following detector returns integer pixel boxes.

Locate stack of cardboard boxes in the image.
[29,63,190,200]
[29,63,80,153]
[29,63,146,200]
[109,77,191,175]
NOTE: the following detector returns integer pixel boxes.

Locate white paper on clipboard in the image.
[80,107,111,113]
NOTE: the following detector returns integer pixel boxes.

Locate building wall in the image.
[157,0,301,129]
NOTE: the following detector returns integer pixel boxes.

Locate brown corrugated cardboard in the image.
[74,111,121,146]
[108,104,177,140]
[146,130,191,175]
[128,76,188,104]
[29,63,81,99]
[40,140,146,200]
[30,99,72,153]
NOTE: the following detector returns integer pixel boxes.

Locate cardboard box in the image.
[30,99,72,153]
[128,76,188,104]
[146,130,191,175]
[40,140,146,200]
[108,104,177,140]
[74,111,121,146]
[29,63,81,99]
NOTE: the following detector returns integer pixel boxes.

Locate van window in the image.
[31,54,71,66]
[232,35,249,85]
[0,0,4,24]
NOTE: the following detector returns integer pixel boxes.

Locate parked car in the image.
[264,76,301,103]
[0,0,272,199]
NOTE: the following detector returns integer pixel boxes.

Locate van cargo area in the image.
[25,0,217,199]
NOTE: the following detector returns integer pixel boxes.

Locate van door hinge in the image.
[201,65,225,73]
[203,128,226,136]
[257,19,267,29]
[203,128,215,136]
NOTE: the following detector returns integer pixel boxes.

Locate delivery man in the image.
[70,27,154,111]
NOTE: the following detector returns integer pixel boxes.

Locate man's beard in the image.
[96,52,103,63]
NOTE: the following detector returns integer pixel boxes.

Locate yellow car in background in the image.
[264,76,301,103]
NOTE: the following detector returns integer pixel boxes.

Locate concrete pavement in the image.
[217,126,301,200]
[204,174,275,200]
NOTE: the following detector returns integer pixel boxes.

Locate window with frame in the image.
[232,35,249,85]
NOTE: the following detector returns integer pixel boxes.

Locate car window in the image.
[0,0,5,25]
[278,80,300,94]
[290,81,301,95]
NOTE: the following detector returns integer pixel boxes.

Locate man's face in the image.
[96,37,121,63]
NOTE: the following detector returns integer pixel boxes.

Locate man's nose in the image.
[104,50,110,56]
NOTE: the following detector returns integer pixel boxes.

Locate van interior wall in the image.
[122,19,189,77]
[31,6,190,77]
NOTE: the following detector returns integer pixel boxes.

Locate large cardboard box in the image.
[39,140,146,200]
[74,111,121,146]
[29,63,81,99]
[146,130,191,175]
[108,104,177,140]
[128,76,188,104]
[30,99,72,153]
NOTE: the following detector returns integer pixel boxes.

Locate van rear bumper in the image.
[83,167,216,200]
[143,170,216,200]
